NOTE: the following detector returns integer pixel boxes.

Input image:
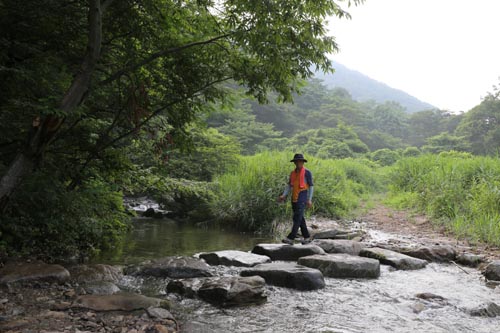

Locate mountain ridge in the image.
[315,61,436,113]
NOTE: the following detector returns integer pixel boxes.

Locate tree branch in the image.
[98,33,232,87]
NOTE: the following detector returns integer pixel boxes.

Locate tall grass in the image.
[388,152,500,245]
[210,151,381,232]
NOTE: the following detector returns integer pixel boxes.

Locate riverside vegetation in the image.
[2,0,500,262]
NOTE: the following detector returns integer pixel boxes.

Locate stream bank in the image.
[1,204,499,332]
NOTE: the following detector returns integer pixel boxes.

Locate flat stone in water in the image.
[251,243,325,261]
[456,253,483,267]
[167,276,267,307]
[240,262,325,290]
[313,239,364,255]
[199,250,271,267]
[402,245,456,262]
[298,253,380,279]
[483,260,500,281]
[129,256,213,278]
[359,247,428,270]
[73,292,162,311]
[0,261,70,284]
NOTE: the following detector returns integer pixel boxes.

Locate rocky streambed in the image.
[1,220,500,333]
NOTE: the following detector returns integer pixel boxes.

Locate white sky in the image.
[327,0,500,112]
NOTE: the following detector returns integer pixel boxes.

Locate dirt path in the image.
[356,203,500,262]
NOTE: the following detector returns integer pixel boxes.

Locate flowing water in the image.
[97,218,500,332]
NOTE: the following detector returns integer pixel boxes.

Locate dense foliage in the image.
[0,0,363,259]
[388,153,500,246]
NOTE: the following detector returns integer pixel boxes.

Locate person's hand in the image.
[278,195,286,202]
[306,200,313,208]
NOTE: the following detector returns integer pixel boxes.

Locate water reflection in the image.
[94,218,273,265]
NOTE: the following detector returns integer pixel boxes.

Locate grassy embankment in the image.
[211,151,500,247]
[387,152,500,246]
[210,151,382,233]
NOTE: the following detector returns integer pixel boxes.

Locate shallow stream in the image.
[97,218,500,332]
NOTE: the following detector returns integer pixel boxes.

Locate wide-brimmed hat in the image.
[290,153,307,162]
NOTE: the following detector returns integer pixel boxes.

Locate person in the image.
[278,153,314,245]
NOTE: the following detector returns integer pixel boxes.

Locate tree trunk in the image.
[0,0,104,212]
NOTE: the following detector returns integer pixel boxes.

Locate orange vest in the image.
[290,167,309,202]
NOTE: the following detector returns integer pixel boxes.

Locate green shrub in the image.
[0,173,129,261]
[371,149,400,166]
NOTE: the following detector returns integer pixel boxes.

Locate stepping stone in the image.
[128,256,213,278]
[240,262,325,290]
[251,243,325,261]
[484,260,500,281]
[199,250,271,267]
[401,245,456,262]
[0,261,70,284]
[456,253,484,267]
[73,292,162,311]
[313,229,364,240]
[298,253,380,278]
[359,247,428,270]
[313,239,364,255]
[167,276,267,307]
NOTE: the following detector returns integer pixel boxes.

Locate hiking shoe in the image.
[301,237,312,245]
[281,238,294,245]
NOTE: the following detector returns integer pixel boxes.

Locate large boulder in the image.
[73,293,162,311]
[199,250,271,267]
[128,256,213,278]
[298,254,380,279]
[240,262,325,290]
[251,243,325,261]
[401,245,456,262]
[359,247,428,270]
[67,264,123,283]
[470,302,500,317]
[484,260,500,281]
[313,239,364,255]
[167,276,267,307]
[0,261,70,284]
[313,229,364,240]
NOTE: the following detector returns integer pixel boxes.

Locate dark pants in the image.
[287,202,310,240]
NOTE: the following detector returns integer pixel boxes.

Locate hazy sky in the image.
[328,0,500,112]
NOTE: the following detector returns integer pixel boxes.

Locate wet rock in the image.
[298,253,380,278]
[416,293,446,301]
[67,264,123,283]
[241,262,325,290]
[197,276,267,307]
[72,292,162,311]
[168,276,267,307]
[483,260,500,281]
[167,278,205,298]
[146,307,175,320]
[80,281,121,295]
[143,207,156,217]
[181,321,216,333]
[313,239,364,255]
[401,245,456,262]
[0,261,70,284]
[313,229,364,240]
[129,256,213,278]
[456,253,483,267]
[199,250,271,267]
[359,247,428,270]
[470,302,500,317]
[251,243,325,261]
